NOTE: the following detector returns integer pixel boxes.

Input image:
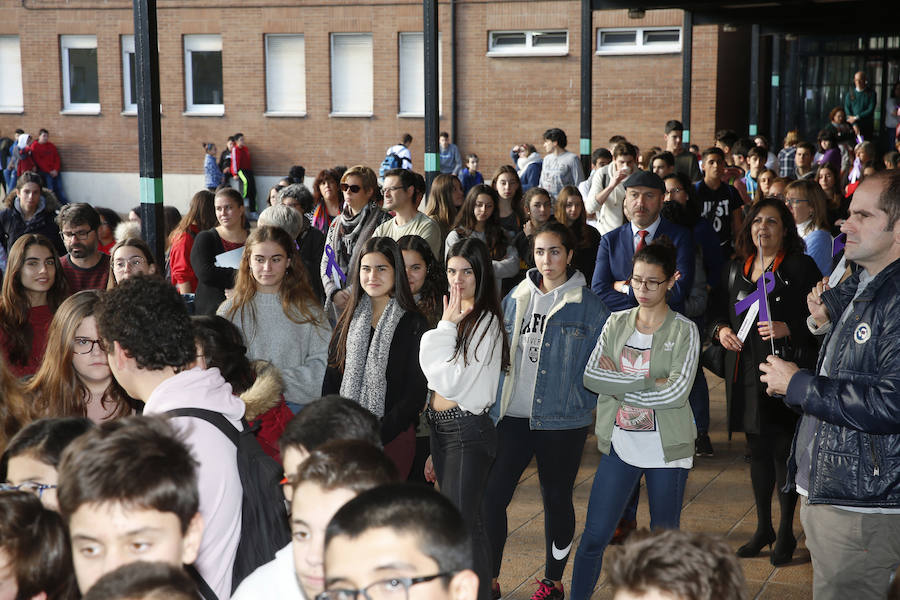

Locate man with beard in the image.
[56,203,110,291]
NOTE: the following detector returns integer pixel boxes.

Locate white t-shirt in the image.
[611,329,693,469]
[231,543,306,600]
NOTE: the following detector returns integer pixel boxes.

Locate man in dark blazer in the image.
[591,170,695,314]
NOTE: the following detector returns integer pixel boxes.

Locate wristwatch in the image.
[621,284,630,295]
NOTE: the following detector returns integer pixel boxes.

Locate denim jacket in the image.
[492,269,610,430]
[786,257,900,507]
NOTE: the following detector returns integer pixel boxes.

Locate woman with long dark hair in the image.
[419,236,509,600]
[168,189,217,294]
[485,222,610,600]
[0,234,69,377]
[190,187,248,315]
[398,234,447,327]
[491,164,526,237]
[323,236,428,478]
[555,185,600,279]
[816,162,849,232]
[422,173,462,252]
[445,185,518,293]
[219,225,330,413]
[711,197,821,566]
[107,237,159,289]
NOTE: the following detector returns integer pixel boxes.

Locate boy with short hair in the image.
[232,440,397,600]
[56,417,205,595]
[539,128,584,199]
[83,562,200,600]
[95,276,243,599]
[694,147,744,260]
[322,483,479,600]
[458,154,484,196]
[794,141,817,180]
[745,145,768,200]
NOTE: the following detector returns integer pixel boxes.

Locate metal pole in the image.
[450,0,458,145]
[132,0,165,265]
[579,0,592,174]
[681,10,693,144]
[770,34,781,145]
[423,0,439,193]
[749,24,760,137]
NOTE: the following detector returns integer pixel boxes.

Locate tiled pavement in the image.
[495,369,814,600]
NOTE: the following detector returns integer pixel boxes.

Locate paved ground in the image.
[496,369,814,600]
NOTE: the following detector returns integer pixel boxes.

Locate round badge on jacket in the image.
[854,322,871,344]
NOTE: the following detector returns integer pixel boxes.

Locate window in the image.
[121,35,137,113]
[398,32,441,117]
[596,27,682,55]
[487,30,568,57]
[330,33,373,117]
[61,35,100,113]
[265,34,306,116]
[184,34,223,115]
[0,35,23,113]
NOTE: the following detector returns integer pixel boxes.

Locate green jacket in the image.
[584,307,699,463]
[843,86,877,123]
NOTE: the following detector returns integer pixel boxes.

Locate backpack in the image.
[379,151,403,178]
[166,408,291,595]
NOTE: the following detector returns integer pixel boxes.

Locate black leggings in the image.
[746,431,797,540]
[482,417,589,581]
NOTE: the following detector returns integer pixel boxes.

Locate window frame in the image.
[60,34,100,114]
[121,34,137,114]
[183,34,224,116]
[329,32,374,118]
[595,26,682,55]
[397,31,442,118]
[487,29,569,57]
[0,35,24,113]
[264,33,307,117]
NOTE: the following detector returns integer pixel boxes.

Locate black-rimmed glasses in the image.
[315,572,455,600]
[72,337,106,354]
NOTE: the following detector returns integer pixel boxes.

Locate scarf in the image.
[339,295,406,418]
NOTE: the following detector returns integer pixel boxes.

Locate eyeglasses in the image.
[382,185,406,195]
[113,256,147,270]
[630,277,666,291]
[1,481,58,499]
[72,337,106,354]
[664,187,684,194]
[316,573,455,600]
[60,229,93,240]
[785,198,809,206]
[340,183,363,193]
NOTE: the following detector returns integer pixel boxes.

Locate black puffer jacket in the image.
[786,257,900,507]
[0,188,66,256]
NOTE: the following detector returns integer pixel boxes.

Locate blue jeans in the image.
[570,447,689,600]
[430,411,497,600]
[3,168,16,194]
[40,171,66,204]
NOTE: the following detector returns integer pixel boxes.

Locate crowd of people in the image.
[2,70,900,600]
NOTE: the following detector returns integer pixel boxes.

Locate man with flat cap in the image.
[591,170,695,314]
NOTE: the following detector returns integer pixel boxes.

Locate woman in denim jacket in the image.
[570,241,699,600]
[418,236,509,600]
[484,222,610,600]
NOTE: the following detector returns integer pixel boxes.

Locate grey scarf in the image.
[339,295,406,418]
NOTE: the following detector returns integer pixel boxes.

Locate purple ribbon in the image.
[324,244,346,284]
[734,272,775,323]
[833,233,846,257]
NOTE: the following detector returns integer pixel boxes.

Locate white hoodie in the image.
[144,367,245,600]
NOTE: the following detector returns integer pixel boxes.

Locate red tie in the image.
[636,230,649,252]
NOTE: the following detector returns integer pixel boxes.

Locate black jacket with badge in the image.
[786,257,900,507]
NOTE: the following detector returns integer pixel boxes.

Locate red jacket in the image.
[230,145,251,175]
[169,226,200,290]
[27,141,61,173]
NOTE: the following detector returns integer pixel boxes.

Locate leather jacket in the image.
[786,257,900,507]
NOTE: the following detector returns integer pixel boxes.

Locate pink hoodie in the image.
[144,367,245,599]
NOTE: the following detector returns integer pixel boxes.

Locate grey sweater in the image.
[218,293,331,406]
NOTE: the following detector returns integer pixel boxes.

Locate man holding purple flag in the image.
[760,170,900,600]
[709,197,822,567]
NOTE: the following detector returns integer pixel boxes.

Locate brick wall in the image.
[0,0,735,194]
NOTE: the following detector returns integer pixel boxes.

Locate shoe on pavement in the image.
[695,432,714,456]
[530,579,564,600]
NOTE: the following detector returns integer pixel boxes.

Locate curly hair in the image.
[0,234,69,367]
[26,291,133,420]
[95,276,195,371]
[734,197,806,260]
[398,234,447,326]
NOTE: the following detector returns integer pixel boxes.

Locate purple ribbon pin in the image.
[833,233,846,257]
[324,244,346,284]
[734,272,775,323]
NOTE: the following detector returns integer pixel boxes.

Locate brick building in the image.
[0,0,896,213]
